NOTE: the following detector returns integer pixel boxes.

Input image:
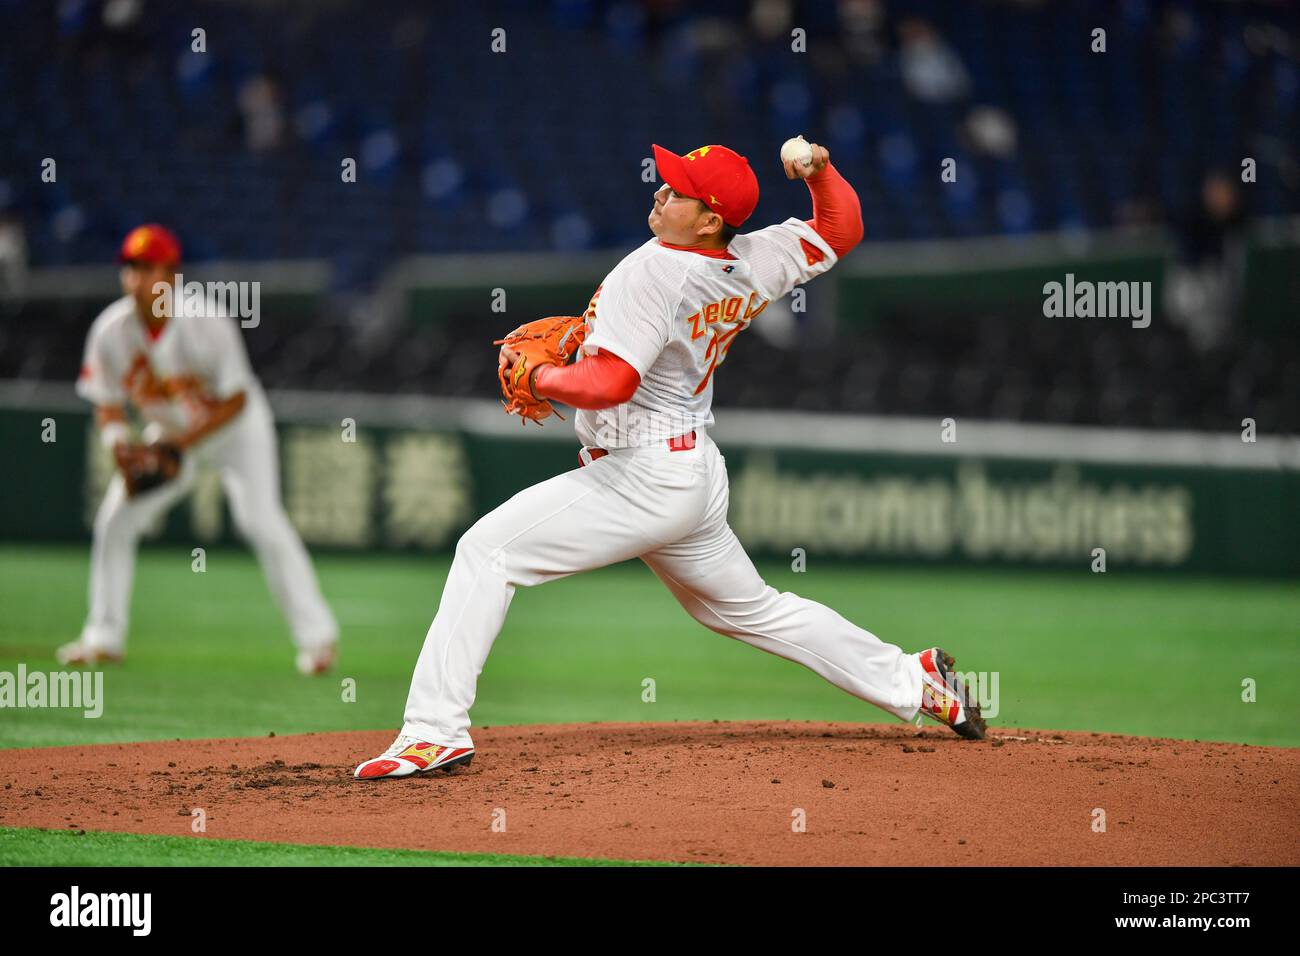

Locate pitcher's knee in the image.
[453,521,505,570]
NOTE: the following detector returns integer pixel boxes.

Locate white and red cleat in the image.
[295,642,337,676]
[354,735,475,780]
[917,647,987,740]
[55,641,124,666]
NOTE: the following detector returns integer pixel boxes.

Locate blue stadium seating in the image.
[0,0,1295,286]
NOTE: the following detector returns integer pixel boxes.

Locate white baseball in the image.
[780,136,813,168]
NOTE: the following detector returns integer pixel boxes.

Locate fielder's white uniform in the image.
[75,296,337,658]
[403,219,925,747]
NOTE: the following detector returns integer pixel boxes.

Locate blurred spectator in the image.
[0,212,28,296]
[750,0,792,41]
[898,18,970,104]
[102,0,143,31]
[1166,172,1247,351]
[237,75,288,152]
[838,0,885,66]
[964,106,1017,158]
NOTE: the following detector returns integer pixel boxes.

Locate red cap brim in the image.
[652,144,699,200]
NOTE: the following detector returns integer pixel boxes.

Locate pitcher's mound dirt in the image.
[2,721,1296,866]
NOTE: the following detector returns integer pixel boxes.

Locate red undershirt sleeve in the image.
[804,163,864,258]
[532,350,641,410]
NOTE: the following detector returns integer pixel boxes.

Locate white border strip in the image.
[3,380,1294,471]
[709,409,1299,470]
[5,217,1295,299]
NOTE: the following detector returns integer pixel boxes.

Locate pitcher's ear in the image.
[698,210,725,236]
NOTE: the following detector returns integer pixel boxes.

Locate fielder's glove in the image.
[114,441,183,497]
[494,314,587,425]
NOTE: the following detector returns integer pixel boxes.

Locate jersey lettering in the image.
[686,295,745,340]
[689,292,767,394]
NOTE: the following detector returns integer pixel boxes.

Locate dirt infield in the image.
[2,721,1297,866]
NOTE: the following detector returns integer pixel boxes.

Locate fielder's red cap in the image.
[652,144,759,228]
[118,223,182,266]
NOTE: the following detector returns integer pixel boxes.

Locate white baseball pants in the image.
[79,404,337,656]
[402,429,924,749]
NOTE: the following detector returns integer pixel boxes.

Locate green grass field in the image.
[1,543,1297,750]
[0,826,682,867]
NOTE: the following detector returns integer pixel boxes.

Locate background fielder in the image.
[60,224,338,675]
[355,141,985,780]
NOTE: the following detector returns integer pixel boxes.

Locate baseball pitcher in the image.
[355,142,985,779]
[59,224,339,674]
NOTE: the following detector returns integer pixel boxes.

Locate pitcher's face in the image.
[648,183,720,244]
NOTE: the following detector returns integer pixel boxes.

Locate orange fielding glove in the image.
[494,315,587,425]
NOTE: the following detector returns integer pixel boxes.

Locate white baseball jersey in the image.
[77,295,269,435]
[576,217,837,448]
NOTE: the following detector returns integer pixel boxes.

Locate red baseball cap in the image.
[118,223,182,266]
[652,144,759,228]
